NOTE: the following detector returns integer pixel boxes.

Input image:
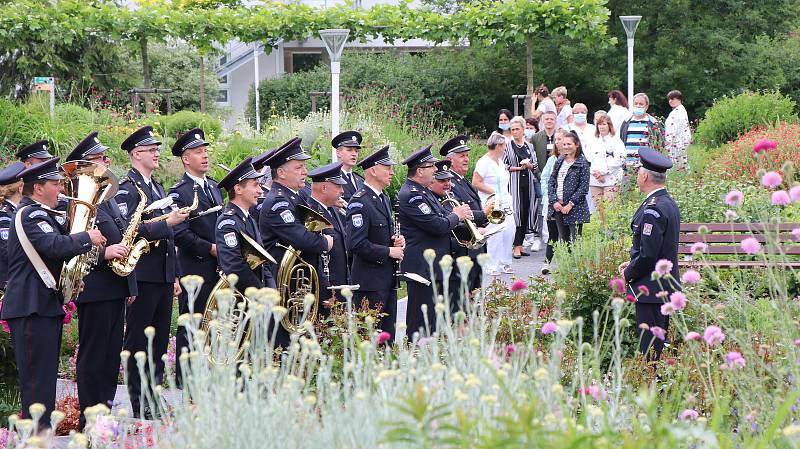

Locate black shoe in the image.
[520,251,531,256]
[513,254,522,259]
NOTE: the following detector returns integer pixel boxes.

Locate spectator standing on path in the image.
[504,116,540,259]
[524,117,538,142]
[539,129,566,275]
[530,111,557,172]
[473,132,515,276]
[566,103,596,150]
[552,86,573,129]
[620,93,662,168]
[548,131,590,244]
[585,113,626,226]
[497,109,513,138]
[531,84,556,131]
[607,90,632,136]
[664,90,692,171]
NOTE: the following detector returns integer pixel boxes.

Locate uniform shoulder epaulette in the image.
[119,176,132,185]
[223,208,235,216]
[352,190,365,199]
[647,196,658,206]
[171,178,188,190]
[411,186,418,192]
[207,176,218,183]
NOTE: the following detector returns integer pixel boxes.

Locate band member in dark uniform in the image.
[618,148,681,360]
[15,140,55,166]
[216,157,270,292]
[332,131,364,202]
[398,145,471,338]
[306,162,349,307]
[346,146,404,336]
[168,127,223,387]
[66,132,179,428]
[1,157,106,429]
[0,162,25,289]
[259,138,332,277]
[117,126,189,418]
[441,135,490,293]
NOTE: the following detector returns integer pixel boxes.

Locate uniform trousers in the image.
[405,280,443,339]
[636,302,670,360]
[77,300,125,428]
[486,220,515,272]
[8,316,63,429]
[357,289,396,338]
[175,277,215,387]
[124,281,172,417]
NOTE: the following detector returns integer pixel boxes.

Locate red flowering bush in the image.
[711,122,800,184]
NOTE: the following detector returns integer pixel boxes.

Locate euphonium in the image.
[59,161,119,302]
[108,184,149,277]
[484,193,506,224]
[441,192,489,249]
[275,205,332,334]
[201,233,276,365]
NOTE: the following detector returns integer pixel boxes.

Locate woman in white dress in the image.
[472,132,515,276]
[665,90,692,171]
[607,89,632,136]
[585,112,626,225]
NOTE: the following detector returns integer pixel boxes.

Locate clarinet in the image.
[393,199,402,290]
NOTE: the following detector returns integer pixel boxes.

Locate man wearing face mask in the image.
[620,92,663,167]
[531,111,557,173]
[566,103,596,150]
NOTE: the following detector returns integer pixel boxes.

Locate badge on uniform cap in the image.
[195,133,201,140]
[460,140,465,145]
[149,131,154,136]
[352,214,363,228]
[418,203,431,214]
[37,222,53,233]
[280,210,295,223]
[94,137,99,143]
[0,228,8,240]
[224,232,238,247]
[643,223,653,236]
[43,145,48,151]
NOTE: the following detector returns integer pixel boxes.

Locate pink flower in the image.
[722,351,746,370]
[377,331,392,345]
[772,190,791,206]
[65,301,77,313]
[660,303,675,316]
[681,270,701,285]
[541,322,558,335]
[587,384,608,401]
[608,278,625,294]
[725,190,744,207]
[690,242,708,254]
[625,294,637,303]
[669,291,687,311]
[638,285,650,296]
[761,171,783,189]
[793,228,800,240]
[703,325,726,347]
[654,259,673,276]
[791,185,800,203]
[63,312,73,325]
[680,409,700,421]
[510,280,527,292]
[740,237,762,255]
[684,331,701,342]
[650,326,666,341]
[752,138,778,154]
[505,343,515,357]
[0,320,8,333]
[794,338,800,346]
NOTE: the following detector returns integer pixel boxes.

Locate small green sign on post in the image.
[31,76,55,118]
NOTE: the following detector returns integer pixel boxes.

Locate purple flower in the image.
[791,185,800,203]
[752,139,778,154]
[725,190,744,207]
[722,351,746,370]
[793,228,800,240]
[654,259,673,276]
[681,270,701,285]
[608,278,625,294]
[690,242,708,254]
[703,325,726,347]
[510,280,527,292]
[650,326,666,341]
[680,409,700,420]
[660,302,675,316]
[772,190,791,206]
[740,237,762,255]
[637,285,650,297]
[670,291,687,310]
[762,171,783,189]
[587,384,608,401]
[541,322,558,335]
[505,343,516,357]
[684,331,701,342]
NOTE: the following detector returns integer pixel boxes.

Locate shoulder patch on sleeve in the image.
[169,192,180,199]
[280,210,295,223]
[29,209,47,219]
[642,222,653,236]
[418,203,432,214]
[116,189,128,196]
[224,232,238,248]
[119,202,128,217]
[409,195,424,203]
[37,221,54,233]
[347,202,363,210]
[0,228,8,240]
[55,215,66,225]
[217,219,236,229]
[351,213,363,228]
[644,209,661,219]
[0,216,10,222]
[271,201,289,212]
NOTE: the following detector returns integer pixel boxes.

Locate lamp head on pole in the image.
[319,29,350,63]
[619,16,642,40]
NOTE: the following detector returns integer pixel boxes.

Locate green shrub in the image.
[163,111,223,141]
[695,91,798,147]
[0,330,17,391]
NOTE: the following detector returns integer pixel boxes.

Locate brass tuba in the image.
[484,193,506,224]
[441,192,489,249]
[275,205,332,334]
[201,232,276,365]
[59,161,118,302]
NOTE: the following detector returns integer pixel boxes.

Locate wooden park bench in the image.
[679,223,800,269]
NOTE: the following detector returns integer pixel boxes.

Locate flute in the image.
[393,199,402,290]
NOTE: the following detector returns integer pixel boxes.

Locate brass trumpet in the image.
[484,193,506,224]
[440,192,488,250]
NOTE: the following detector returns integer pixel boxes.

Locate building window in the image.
[292,53,322,73]
[219,74,228,85]
[219,54,228,66]
[217,89,229,103]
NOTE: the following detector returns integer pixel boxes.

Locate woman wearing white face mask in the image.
[566,103,595,150]
[524,117,538,143]
[497,109,513,139]
[620,92,662,168]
